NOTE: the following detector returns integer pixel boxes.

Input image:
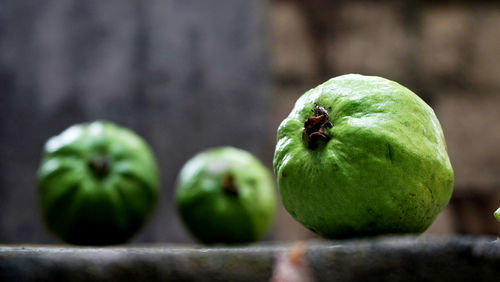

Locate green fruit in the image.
[175,147,276,244]
[37,121,159,245]
[495,207,500,223]
[273,74,454,238]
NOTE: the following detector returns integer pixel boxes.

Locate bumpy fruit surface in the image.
[37,121,159,245]
[273,74,454,238]
[175,147,276,244]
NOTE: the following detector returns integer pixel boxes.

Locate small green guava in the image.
[175,147,276,244]
[273,74,454,238]
[494,207,500,223]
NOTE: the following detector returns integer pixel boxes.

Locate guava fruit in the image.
[273,74,454,238]
[495,207,500,223]
[37,121,159,245]
[175,147,276,244]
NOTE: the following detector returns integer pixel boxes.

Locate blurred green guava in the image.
[175,147,276,244]
[37,121,159,245]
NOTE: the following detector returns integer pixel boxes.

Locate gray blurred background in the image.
[1,0,500,244]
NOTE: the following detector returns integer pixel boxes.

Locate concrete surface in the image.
[1,236,499,282]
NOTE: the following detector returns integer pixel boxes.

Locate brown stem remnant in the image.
[303,103,332,149]
[222,174,238,196]
[88,156,111,179]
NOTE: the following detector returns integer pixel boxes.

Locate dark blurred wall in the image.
[0,0,270,243]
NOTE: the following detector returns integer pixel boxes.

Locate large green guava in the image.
[273,74,454,238]
[175,147,276,244]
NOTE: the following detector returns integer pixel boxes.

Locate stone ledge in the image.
[1,236,499,282]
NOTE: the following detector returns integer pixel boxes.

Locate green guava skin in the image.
[37,121,159,245]
[273,74,454,238]
[495,207,500,223]
[175,147,276,244]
